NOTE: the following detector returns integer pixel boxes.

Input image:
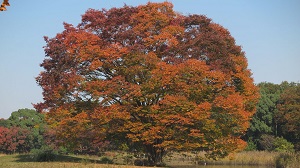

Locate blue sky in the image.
[0,0,299,119]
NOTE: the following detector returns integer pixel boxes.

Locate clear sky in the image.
[0,0,299,119]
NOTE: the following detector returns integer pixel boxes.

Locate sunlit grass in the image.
[209,151,278,166]
[1,151,299,168]
[0,154,152,168]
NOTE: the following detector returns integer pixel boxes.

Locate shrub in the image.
[123,154,134,165]
[31,146,57,162]
[99,156,113,164]
[57,146,68,155]
[258,134,275,151]
[274,137,294,152]
[245,139,257,151]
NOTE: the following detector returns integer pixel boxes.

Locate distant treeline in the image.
[245,81,300,152]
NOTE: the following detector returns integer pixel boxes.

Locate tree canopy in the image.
[247,83,281,144]
[7,108,45,129]
[245,82,299,151]
[276,83,300,150]
[0,109,47,154]
[35,2,258,165]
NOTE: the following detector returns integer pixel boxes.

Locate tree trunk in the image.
[145,143,165,166]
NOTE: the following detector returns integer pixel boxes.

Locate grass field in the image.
[164,151,300,168]
[0,154,152,168]
[1,151,299,168]
[164,151,278,167]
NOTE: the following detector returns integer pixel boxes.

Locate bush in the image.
[31,146,57,162]
[57,146,68,155]
[274,137,294,152]
[258,134,275,151]
[99,156,113,164]
[258,135,294,152]
[123,154,134,165]
[245,139,257,151]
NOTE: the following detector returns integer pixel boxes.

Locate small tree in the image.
[274,137,294,152]
[0,126,31,154]
[0,118,10,127]
[7,109,47,150]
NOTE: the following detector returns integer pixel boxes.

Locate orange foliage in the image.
[35,2,259,164]
[0,0,9,11]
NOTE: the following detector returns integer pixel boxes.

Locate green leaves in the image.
[246,82,300,151]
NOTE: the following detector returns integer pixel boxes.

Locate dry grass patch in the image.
[211,151,278,166]
[164,151,280,167]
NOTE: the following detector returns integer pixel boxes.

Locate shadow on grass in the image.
[15,154,104,164]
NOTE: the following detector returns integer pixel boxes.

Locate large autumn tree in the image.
[35,2,258,165]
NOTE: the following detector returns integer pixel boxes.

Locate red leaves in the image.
[0,127,30,153]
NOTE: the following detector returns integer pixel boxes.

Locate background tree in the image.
[276,83,300,151]
[0,109,48,153]
[0,118,10,127]
[246,81,299,151]
[8,109,45,129]
[0,126,30,154]
[35,2,258,165]
[246,82,281,150]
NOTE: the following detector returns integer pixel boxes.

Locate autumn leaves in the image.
[0,0,9,11]
[35,2,259,165]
